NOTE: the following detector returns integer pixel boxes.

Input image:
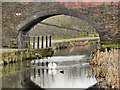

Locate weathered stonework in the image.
[1,48,53,65]
[2,2,119,47]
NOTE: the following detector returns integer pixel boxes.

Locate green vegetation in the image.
[10,39,17,48]
[1,60,30,77]
[51,34,98,40]
[101,43,120,48]
[0,48,53,65]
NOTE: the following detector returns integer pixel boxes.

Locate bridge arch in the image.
[17,7,103,48]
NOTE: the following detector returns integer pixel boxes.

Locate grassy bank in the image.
[51,34,99,40]
[101,43,120,48]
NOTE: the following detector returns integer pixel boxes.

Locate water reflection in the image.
[30,56,97,88]
[48,69,56,76]
[1,44,98,89]
[54,44,98,56]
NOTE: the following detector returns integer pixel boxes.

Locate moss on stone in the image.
[1,48,53,65]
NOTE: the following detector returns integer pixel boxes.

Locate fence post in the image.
[41,36,44,48]
[26,35,29,49]
[33,37,35,49]
[46,36,48,48]
[37,36,39,49]
[23,35,25,49]
[21,35,23,49]
[29,36,30,49]
[49,35,51,47]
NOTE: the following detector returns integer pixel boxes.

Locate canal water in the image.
[1,44,98,89]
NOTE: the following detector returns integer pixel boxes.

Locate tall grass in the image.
[90,48,119,88]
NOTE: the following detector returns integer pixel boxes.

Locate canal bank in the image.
[0,48,53,65]
[0,37,100,65]
[1,44,99,89]
[52,38,100,50]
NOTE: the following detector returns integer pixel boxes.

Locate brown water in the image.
[1,44,98,89]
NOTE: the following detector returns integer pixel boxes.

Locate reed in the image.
[90,48,119,88]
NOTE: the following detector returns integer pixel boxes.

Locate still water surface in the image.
[2,44,98,89]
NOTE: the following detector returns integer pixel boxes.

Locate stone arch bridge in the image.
[2,2,119,47]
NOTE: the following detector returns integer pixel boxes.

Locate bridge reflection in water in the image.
[29,44,98,88]
[2,44,99,89]
[30,60,97,88]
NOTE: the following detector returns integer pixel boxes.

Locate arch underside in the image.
[17,8,103,33]
[17,8,105,48]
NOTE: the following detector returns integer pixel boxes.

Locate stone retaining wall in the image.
[0,48,53,65]
[52,39,100,50]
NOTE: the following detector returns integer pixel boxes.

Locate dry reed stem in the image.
[90,48,119,88]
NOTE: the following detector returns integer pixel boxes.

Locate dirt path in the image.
[52,37,99,43]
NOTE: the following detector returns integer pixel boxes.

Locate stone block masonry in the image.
[0,48,53,65]
[2,2,119,47]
